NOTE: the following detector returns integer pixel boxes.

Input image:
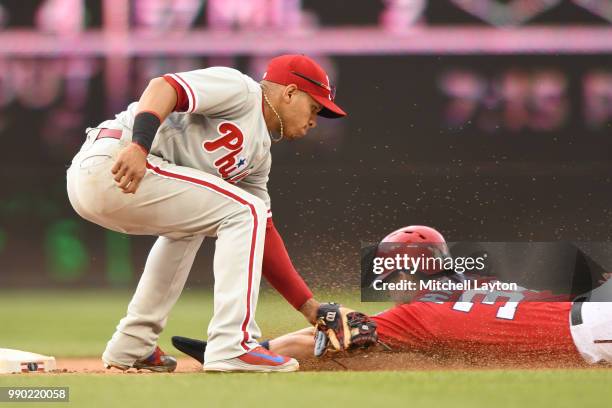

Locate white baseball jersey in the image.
[114,67,272,210]
[69,66,279,365]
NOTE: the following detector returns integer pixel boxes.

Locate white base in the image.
[0,348,56,374]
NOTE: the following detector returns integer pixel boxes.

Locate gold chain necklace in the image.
[261,86,284,143]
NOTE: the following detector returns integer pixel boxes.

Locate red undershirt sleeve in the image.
[262,218,314,310]
[162,75,189,112]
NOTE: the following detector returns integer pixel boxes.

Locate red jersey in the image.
[371,282,581,362]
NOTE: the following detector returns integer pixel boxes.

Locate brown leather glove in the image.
[314,303,378,357]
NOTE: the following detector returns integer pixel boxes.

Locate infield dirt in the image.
[41,352,596,375]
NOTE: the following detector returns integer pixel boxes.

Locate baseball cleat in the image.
[103,346,177,373]
[204,346,299,373]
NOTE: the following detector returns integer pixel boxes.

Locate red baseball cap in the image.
[262,54,347,119]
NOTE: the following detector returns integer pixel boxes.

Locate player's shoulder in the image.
[207,66,261,94]
[195,65,242,76]
[177,66,243,86]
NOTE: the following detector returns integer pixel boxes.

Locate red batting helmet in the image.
[373,225,451,283]
[382,225,447,246]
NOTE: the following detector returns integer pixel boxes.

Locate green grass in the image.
[1,290,610,407]
[0,289,385,357]
[4,370,612,408]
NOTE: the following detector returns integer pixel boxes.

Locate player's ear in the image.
[283,84,299,103]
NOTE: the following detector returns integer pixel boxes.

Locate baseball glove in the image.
[314,303,378,357]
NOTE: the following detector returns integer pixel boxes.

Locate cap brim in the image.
[312,94,347,118]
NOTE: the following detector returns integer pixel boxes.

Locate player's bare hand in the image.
[111,143,148,194]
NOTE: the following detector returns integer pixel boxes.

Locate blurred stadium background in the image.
[0,0,611,290]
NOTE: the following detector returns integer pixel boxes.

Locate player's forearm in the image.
[111,77,179,194]
[268,327,315,360]
[130,77,178,153]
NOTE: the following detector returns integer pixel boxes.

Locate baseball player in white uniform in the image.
[66,54,346,372]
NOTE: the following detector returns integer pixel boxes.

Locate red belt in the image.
[95,128,122,140]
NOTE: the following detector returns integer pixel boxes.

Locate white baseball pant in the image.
[66,127,266,365]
